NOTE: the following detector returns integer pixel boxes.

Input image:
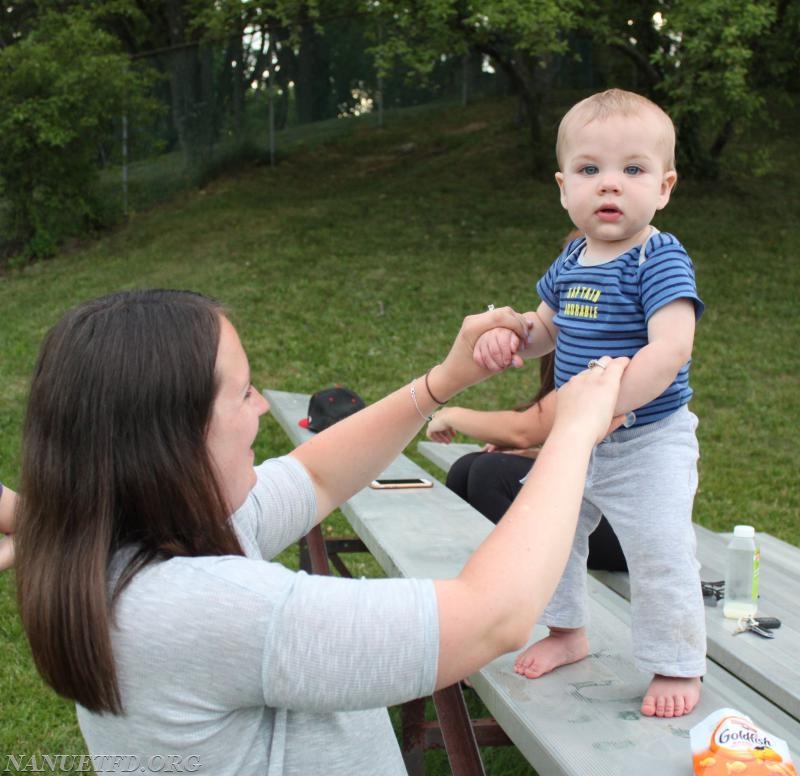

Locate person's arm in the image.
[432,355,628,688]
[0,483,16,572]
[289,307,533,523]
[426,390,556,449]
[612,299,696,416]
[473,302,557,372]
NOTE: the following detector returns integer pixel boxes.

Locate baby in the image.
[474,89,705,718]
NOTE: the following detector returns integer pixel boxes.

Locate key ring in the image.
[733,614,778,639]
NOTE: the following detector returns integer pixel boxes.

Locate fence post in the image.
[268,51,276,168]
[376,22,384,128]
[121,112,129,216]
[462,53,469,107]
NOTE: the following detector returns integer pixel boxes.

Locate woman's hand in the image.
[553,356,630,445]
[0,485,16,572]
[426,409,456,443]
[428,307,533,402]
[294,307,531,523]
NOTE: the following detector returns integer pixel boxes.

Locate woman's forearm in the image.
[432,391,556,449]
[291,307,533,522]
[291,380,443,520]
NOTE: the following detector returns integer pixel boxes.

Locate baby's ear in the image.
[658,170,678,208]
[555,172,567,208]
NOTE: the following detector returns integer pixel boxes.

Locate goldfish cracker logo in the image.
[692,710,797,776]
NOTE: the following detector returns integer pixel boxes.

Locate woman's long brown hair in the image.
[16,290,245,714]
[515,351,555,411]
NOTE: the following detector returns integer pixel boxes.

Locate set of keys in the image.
[701,581,783,638]
[733,615,782,638]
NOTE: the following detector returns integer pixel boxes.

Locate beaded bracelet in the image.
[410,379,432,422]
[424,367,448,406]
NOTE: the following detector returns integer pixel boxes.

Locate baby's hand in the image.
[473,327,526,372]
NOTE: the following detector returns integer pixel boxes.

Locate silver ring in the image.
[587,359,606,370]
[486,304,495,311]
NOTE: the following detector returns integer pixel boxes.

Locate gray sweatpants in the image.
[543,405,707,677]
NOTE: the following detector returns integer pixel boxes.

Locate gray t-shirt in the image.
[77,456,440,775]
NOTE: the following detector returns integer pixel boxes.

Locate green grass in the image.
[0,94,798,774]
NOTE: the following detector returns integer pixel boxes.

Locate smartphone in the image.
[369,478,433,490]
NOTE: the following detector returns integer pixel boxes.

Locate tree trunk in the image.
[480,43,554,176]
[162,1,217,172]
[295,19,331,123]
[676,114,719,180]
[231,33,245,142]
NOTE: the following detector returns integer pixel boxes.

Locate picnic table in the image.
[417,441,800,722]
[264,390,800,775]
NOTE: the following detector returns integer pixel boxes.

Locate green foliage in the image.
[368,0,792,178]
[2,0,791,264]
[372,0,581,171]
[653,0,777,177]
[0,9,154,260]
[189,0,325,37]
[372,0,580,84]
[754,0,800,90]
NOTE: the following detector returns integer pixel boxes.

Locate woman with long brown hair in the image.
[9,289,626,775]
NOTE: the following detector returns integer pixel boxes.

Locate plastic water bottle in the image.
[723,525,760,619]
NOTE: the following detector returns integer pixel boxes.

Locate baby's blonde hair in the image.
[556,89,676,171]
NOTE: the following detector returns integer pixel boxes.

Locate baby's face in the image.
[555,111,676,259]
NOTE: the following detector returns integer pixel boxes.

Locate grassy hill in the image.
[0,94,798,772]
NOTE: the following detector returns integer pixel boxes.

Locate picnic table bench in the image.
[418,441,800,722]
[264,389,800,775]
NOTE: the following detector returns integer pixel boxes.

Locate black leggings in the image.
[446,451,627,572]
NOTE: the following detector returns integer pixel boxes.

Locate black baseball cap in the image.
[298,387,365,432]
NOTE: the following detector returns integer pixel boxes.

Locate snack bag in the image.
[691,708,797,775]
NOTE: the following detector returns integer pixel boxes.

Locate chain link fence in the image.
[93,15,598,220]
[0,12,603,260]
[96,17,507,218]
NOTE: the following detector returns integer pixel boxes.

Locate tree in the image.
[0,9,154,258]
[192,0,373,126]
[597,0,779,178]
[372,0,582,172]
[371,0,789,178]
[755,0,800,93]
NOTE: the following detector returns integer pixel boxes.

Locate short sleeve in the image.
[536,238,584,312]
[261,573,440,712]
[232,456,317,560]
[640,233,704,321]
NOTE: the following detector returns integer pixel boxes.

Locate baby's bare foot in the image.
[514,627,589,679]
[641,675,701,718]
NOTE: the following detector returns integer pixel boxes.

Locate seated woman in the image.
[427,354,627,572]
